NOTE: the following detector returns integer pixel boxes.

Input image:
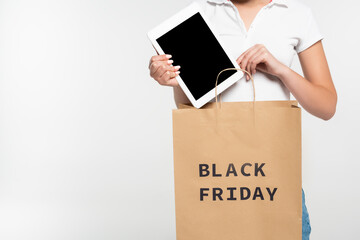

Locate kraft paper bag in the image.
[172,99,302,240]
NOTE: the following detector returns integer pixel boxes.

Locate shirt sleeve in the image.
[295,8,324,53]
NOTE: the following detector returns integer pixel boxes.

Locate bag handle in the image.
[215,68,255,108]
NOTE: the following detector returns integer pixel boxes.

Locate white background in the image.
[0,0,359,239]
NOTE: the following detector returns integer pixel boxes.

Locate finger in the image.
[239,46,260,71]
[166,70,180,81]
[237,44,260,65]
[240,48,261,80]
[150,62,175,79]
[150,59,174,76]
[248,52,264,76]
[159,70,173,84]
[148,54,172,69]
[166,73,180,87]
[159,70,180,86]
[246,50,263,75]
[236,49,251,65]
[237,47,254,62]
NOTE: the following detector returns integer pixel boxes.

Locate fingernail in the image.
[167,60,174,64]
[166,54,172,59]
[174,65,181,70]
[175,71,180,75]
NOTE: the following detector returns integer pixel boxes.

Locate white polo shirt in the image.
[175,0,323,103]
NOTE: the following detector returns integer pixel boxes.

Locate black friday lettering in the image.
[199,163,278,201]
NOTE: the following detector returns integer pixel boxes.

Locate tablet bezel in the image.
[147,2,243,108]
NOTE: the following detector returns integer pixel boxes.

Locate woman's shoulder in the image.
[282,0,320,31]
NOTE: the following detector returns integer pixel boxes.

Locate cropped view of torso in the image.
[173,0,323,105]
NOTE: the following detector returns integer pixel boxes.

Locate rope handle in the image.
[215,68,256,108]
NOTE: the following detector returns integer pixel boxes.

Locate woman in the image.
[148,0,337,239]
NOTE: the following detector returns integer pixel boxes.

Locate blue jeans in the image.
[302,188,311,240]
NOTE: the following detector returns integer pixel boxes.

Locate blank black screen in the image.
[156,13,237,100]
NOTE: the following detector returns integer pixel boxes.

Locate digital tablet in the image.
[147,2,243,108]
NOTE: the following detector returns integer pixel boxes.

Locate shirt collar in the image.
[206,0,287,7]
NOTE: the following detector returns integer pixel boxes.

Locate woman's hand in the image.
[149,54,181,87]
[236,44,286,80]
[236,41,337,120]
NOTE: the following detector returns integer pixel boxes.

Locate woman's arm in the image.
[279,41,337,120]
[237,41,337,120]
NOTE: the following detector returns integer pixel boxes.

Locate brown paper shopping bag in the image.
[172,69,302,240]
